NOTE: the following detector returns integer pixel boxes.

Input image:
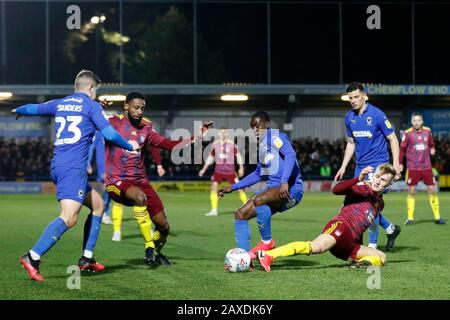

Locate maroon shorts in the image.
[106,180,164,217]
[406,169,435,186]
[322,219,361,261]
[212,172,237,185]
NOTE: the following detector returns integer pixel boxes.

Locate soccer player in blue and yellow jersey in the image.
[219,111,304,260]
[335,82,401,251]
[12,70,139,282]
[399,112,445,225]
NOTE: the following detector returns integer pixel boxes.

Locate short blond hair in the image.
[375,163,397,178]
[74,69,101,91]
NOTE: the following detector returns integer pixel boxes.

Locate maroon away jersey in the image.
[332,178,385,242]
[211,140,238,174]
[105,114,193,185]
[400,127,434,171]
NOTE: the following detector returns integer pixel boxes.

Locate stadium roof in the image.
[1,84,450,112]
[2,84,450,96]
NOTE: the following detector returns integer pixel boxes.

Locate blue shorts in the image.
[257,183,304,213]
[50,167,92,203]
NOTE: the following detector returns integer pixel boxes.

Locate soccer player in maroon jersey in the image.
[109,112,166,242]
[105,92,212,265]
[258,164,397,272]
[198,127,248,216]
[399,112,445,225]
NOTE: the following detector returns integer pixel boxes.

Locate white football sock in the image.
[29,250,41,261]
[83,250,93,259]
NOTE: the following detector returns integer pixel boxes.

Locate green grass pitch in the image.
[1,191,449,299]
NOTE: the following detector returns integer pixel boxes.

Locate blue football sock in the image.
[368,214,380,245]
[235,220,251,251]
[103,192,112,216]
[379,213,391,230]
[256,204,272,241]
[32,217,68,257]
[83,214,102,252]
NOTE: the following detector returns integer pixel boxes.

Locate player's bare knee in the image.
[253,196,265,207]
[135,193,147,206]
[60,213,77,228]
[235,208,247,220]
[92,201,104,217]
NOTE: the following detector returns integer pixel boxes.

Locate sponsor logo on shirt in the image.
[352,130,373,138]
[414,143,426,151]
[63,97,83,103]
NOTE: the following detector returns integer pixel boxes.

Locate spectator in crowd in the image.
[2,136,450,181]
[320,162,331,178]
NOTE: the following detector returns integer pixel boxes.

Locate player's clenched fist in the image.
[358,166,373,181]
[200,121,213,136]
[218,186,232,199]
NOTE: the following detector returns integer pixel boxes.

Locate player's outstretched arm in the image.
[332,166,373,195]
[332,177,360,195]
[226,165,262,194]
[150,121,214,151]
[12,104,39,118]
[100,125,137,151]
[12,100,59,120]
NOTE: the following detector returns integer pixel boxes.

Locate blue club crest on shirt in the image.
[366,116,372,126]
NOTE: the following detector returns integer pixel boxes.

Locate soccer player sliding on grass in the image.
[258,164,397,272]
